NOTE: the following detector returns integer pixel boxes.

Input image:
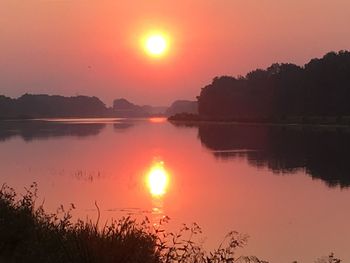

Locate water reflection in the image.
[0,119,138,141]
[146,160,169,197]
[149,117,167,123]
[1,118,350,261]
[113,122,135,131]
[172,122,350,188]
[72,169,102,182]
[145,159,170,224]
[0,120,106,141]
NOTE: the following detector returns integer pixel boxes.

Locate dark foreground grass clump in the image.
[0,183,160,263]
[0,184,342,263]
[0,183,258,263]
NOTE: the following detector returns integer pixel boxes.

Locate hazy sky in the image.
[1,0,350,106]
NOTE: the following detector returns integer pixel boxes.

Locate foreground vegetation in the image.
[0,184,341,263]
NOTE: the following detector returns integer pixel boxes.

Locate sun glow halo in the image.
[144,34,168,57]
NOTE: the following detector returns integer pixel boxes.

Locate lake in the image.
[1,118,350,262]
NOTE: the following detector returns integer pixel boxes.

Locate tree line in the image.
[0,94,109,119]
[197,50,350,123]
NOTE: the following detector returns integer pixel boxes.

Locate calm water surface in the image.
[1,118,350,262]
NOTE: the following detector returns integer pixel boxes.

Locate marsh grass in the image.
[0,183,159,263]
[0,184,341,263]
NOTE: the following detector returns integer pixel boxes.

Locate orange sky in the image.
[1,0,350,105]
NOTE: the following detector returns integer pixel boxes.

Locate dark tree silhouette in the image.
[0,94,111,119]
[197,51,350,123]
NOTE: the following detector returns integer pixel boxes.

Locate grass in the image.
[0,183,342,263]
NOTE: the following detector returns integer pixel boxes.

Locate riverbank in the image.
[168,113,350,128]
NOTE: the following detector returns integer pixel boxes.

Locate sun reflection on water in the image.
[146,160,169,197]
[149,117,166,123]
[145,160,170,224]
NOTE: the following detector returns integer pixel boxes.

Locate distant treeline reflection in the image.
[0,121,106,141]
[176,122,350,188]
[0,120,137,141]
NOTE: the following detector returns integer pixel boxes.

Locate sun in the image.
[144,34,168,57]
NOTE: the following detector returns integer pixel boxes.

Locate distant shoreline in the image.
[3,114,350,128]
[168,113,350,128]
[0,115,166,121]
